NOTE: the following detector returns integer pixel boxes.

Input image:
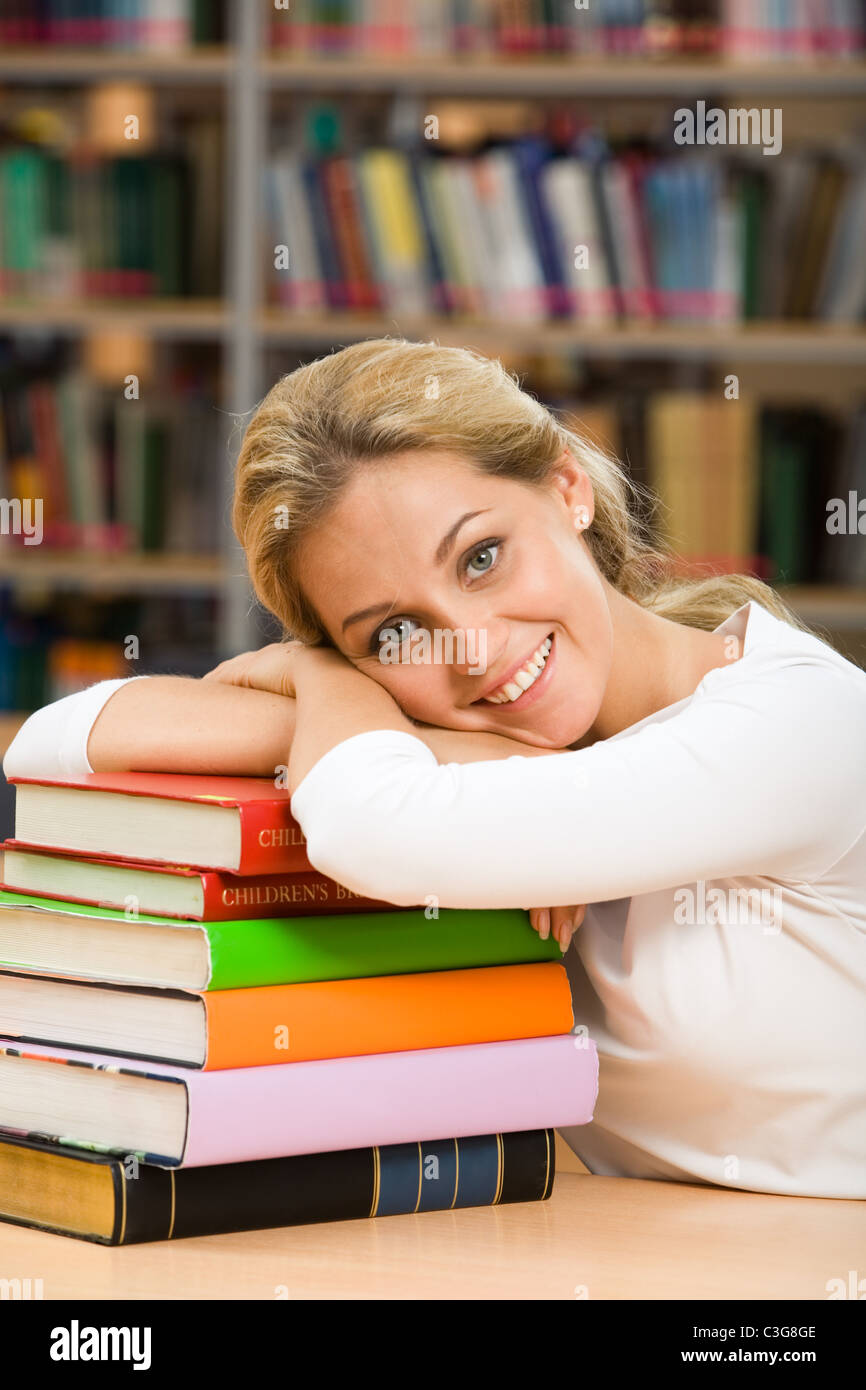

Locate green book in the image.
[149,156,186,296]
[760,414,809,583]
[1,149,49,289]
[739,169,766,321]
[0,890,562,993]
[141,417,167,551]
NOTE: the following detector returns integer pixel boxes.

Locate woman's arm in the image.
[286,650,866,911]
[201,641,563,771]
[3,668,559,783]
[201,642,583,944]
[2,676,299,780]
[86,676,300,775]
[4,659,583,943]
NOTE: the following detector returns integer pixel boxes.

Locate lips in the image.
[475,633,555,705]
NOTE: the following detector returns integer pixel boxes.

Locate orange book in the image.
[0,961,574,1070]
[204,960,573,1069]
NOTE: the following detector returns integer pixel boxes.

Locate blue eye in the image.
[465,541,500,577]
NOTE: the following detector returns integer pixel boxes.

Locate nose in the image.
[442,612,510,689]
[417,595,510,694]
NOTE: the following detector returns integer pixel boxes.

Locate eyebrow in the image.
[340,508,491,633]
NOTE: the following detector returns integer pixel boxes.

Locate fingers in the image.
[529,904,587,953]
[202,654,248,683]
[559,904,587,953]
[529,908,551,940]
[548,906,572,951]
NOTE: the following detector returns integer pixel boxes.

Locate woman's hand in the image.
[530,904,586,954]
[203,641,342,700]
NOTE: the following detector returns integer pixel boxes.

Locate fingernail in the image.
[559,921,573,953]
[539,910,550,941]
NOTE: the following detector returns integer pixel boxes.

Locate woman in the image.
[6,340,865,1198]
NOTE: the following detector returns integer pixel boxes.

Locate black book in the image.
[0,1128,556,1245]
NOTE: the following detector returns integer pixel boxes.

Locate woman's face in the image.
[295,449,614,749]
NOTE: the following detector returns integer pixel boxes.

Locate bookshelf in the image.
[258,314,866,362]
[0,46,232,81]
[262,55,866,95]
[2,52,864,94]
[3,305,864,362]
[0,551,223,592]
[1,0,865,692]
[0,299,228,338]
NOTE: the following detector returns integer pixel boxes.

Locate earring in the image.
[573,506,590,531]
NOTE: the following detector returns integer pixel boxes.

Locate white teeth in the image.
[484,635,553,704]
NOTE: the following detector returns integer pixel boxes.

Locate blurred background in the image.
[0,0,865,840]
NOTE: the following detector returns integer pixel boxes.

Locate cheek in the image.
[513,547,566,604]
[356,660,457,724]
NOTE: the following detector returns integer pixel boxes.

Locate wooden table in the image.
[1,1163,862,1301]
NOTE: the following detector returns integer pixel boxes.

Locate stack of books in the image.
[0,768,597,1244]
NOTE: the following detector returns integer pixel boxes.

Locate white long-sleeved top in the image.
[4,600,866,1197]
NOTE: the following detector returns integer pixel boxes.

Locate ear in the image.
[547,449,595,522]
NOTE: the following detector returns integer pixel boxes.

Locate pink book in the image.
[0,1034,598,1168]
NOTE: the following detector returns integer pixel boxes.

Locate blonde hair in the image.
[233,338,814,645]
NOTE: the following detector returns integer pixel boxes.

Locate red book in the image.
[7,772,312,876]
[1,841,392,921]
[321,158,380,311]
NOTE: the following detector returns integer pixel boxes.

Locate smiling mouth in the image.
[477,634,554,705]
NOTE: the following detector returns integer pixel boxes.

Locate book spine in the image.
[205,904,562,991]
[0,856,389,922]
[153,1127,555,1240]
[0,1033,598,1165]
[0,1129,555,1244]
[181,1032,595,1164]
[234,799,311,875]
[201,869,387,919]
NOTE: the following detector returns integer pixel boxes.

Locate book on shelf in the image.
[265,135,866,325]
[824,404,866,587]
[267,0,866,59]
[644,394,865,586]
[0,0,228,50]
[0,1126,556,1245]
[0,888,561,989]
[0,117,224,302]
[0,1032,597,1165]
[0,595,221,716]
[0,356,223,554]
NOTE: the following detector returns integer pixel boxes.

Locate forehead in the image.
[337,449,498,520]
[302,451,508,560]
